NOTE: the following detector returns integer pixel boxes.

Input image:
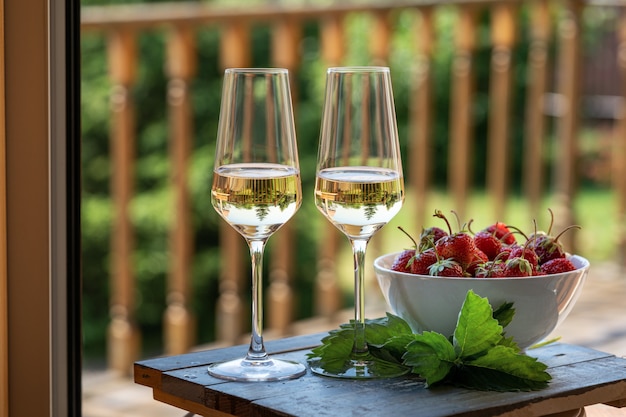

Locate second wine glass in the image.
[309,67,408,379]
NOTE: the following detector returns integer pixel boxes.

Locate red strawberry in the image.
[428,258,464,277]
[391,249,415,273]
[497,244,514,261]
[531,231,576,265]
[433,210,477,267]
[508,244,539,270]
[474,230,502,260]
[411,248,438,275]
[435,233,476,267]
[503,256,534,277]
[419,226,448,251]
[466,248,488,276]
[540,258,576,275]
[529,209,581,265]
[484,222,516,245]
[475,260,506,278]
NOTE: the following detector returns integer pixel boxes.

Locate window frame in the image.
[1,0,81,416]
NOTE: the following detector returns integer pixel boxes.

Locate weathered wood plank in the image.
[154,388,234,417]
[134,332,326,388]
[136,338,626,417]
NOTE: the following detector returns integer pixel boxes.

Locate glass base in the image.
[207,357,306,382]
[308,357,410,379]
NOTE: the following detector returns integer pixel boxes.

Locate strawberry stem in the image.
[467,219,475,235]
[546,208,555,235]
[553,224,582,243]
[397,226,418,249]
[505,224,529,242]
[433,210,453,235]
[451,210,463,232]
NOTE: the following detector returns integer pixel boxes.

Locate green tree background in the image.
[81,0,619,361]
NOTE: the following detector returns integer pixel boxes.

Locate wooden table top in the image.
[134,333,626,417]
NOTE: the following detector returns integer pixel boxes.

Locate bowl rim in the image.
[374,251,590,281]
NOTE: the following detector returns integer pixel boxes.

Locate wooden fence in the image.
[81,0,626,373]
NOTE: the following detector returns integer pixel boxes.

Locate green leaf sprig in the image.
[307,290,552,391]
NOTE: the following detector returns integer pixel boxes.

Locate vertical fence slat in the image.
[107,28,140,374]
[370,10,392,66]
[524,0,552,221]
[220,21,252,69]
[368,11,393,272]
[315,15,346,320]
[409,6,435,229]
[487,3,517,221]
[553,0,583,252]
[268,18,302,335]
[215,23,252,345]
[617,11,626,266]
[449,5,478,220]
[320,14,345,67]
[164,26,196,355]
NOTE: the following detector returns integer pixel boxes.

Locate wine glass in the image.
[209,68,306,381]
[309,67,408,379]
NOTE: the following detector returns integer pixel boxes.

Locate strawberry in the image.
[484,222,516,245]
[419,227,448,251]
[497,244,514,261]
[466,248,489,276]
[531,233,563,264]
[411,248,438,275]
[391,249,416,273]
[540,257,576,274]
[433,210,477,267]
[428,258,464,277]
[473,230,502,260]
[435,233,476,267]
[475,260,506,278]
[508,244,539,270]
[503,256,534,277]
[529,209,581,265]
[531,230,579,265]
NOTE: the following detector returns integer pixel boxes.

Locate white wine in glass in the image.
[209,68,306,382]
[309,67,408,379]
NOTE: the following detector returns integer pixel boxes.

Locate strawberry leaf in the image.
[307,316,412,376]
[308,291,552,392]
[455,345,551,391]
[403,331,457,386]
[493,301,515,328]
[366,313,413,345]
[307,328,355,374]
[454,290,503,358]
[366,314,415,363]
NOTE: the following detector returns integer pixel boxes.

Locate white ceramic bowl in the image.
[374,252,590,349]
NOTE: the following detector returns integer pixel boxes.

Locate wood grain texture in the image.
[135,335,626,417]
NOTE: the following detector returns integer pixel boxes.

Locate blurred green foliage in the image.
[81,0,619,360]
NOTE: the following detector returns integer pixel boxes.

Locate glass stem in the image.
[350,238,369,356]
[246,239,269,362]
